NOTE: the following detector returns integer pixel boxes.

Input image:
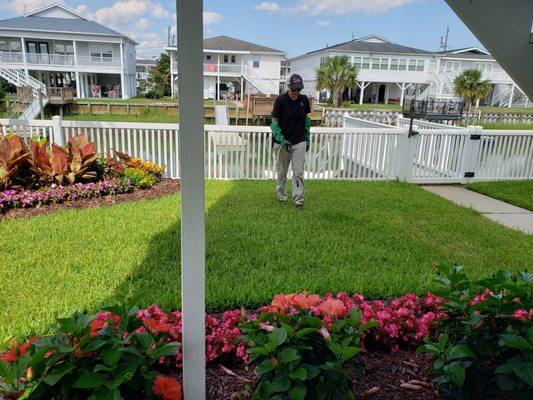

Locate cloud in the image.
[2,0,63,14]
[253,2,280,12]
[136,18,150,29]
[152,3,171,19]
[203,11,223,25]
[284,0,415,16]
[314,20,331,26]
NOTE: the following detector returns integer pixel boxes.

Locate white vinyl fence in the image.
[1,117,532,183]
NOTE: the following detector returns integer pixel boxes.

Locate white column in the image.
[400,83,406,107]
[359,81,365,105]
[217,53,220,101]
[176,0,206,398]
[384,83,390,105]
[73,41,80,98]
[171,73,175,98]
[508,83,515,108]
[120,42,126,99]
[20,38,28,76]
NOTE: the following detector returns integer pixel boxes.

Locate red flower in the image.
[153,375,183,400]
[0,336,39,363]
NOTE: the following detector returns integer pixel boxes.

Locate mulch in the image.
[0,179,181,220]
[196,349,437,400]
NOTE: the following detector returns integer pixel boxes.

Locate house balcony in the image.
[171,62,243,76]
[0,51,122,69]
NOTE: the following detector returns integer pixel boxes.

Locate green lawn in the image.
[478,106,533,115]
[476,122,533,130]
[465,180,533,211]
[62,113,180,123]
[73,97,230,106]
[1,180,532,345]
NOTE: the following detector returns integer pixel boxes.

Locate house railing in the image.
[47,87,76,104]
[0,118,531,182]
[26,53,75,67]
[0,51,24,64]
[0,52,122,68]
[77,56,121,68]
[171,62,244,75]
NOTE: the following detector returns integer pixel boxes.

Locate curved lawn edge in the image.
[464,180,533,211]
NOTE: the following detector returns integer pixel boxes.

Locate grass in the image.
[1,180,532,345]
[62,112,179,123]
[465,180,533,211]
[73,97,230,106]
[476,122,533,130]
[478,106,533,115]
[320,103,401,111]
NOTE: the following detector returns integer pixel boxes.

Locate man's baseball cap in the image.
[288,74,304,90]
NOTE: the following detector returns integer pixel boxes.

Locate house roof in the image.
[202,36,285,54]
[302,34,432,57]
[435,47,494,60]
[0,4,135,43]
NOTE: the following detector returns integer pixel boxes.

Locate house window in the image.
[90,44,113,62]
[353,57,362,67]
[390,59,398,70]
[371,58,379,70]
[223,54,228,63]
[0,40,21,53]
[416,59,425,71]
[398,59,406,71]
[53,43,73,55]
[320,56,329,66]
[380,58,388,70]
[231,55,236,64]
[408,59,416,71]
[362,57,370,69]
[252,55,260,68]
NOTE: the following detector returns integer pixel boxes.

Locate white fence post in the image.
[397,126,415,182]
[51,115,63,146]
[460,125,482,183]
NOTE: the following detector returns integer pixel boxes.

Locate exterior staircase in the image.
[0,66,48,119]
[491,84,528,107]
[242,65,277,95]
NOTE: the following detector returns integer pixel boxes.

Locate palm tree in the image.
[453,69,492,111]
[316,56,358,108]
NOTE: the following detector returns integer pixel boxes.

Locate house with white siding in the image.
[290,34,529,108]
[166,35,287,100]
[0,3,137,117]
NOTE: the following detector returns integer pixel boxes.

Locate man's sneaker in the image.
[295,203,304,210]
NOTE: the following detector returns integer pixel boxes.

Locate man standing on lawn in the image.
[270,74,311,208]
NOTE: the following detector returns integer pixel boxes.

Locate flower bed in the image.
[1,268,531,399]
[0,179,133,213]
[0,133,168,216]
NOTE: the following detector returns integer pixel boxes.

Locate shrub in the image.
[418,266,533,399]
[123,167,157,188]
[241,293,375,399]
[0,134,31,189]
[0,305,181,400]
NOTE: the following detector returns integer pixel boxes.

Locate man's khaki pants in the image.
[274,141,306,205]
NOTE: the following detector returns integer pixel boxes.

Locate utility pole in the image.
[440,26,450,52]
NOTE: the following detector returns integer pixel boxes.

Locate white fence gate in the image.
[1,117,532,183]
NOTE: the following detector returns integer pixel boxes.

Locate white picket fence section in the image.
[396,116,465,130]
[1,117,532,183]
[343,114,397,129]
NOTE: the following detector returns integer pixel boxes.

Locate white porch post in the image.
[120,42,126,99]
[217,53,220,101]
[508,83,515,108]
[400,83,406,107]
[359,81,365,105]
[20,38,28,76]
[384,83,390,105]
[171,73,175,98]
[176,0,206,398]
[73,41,80,98]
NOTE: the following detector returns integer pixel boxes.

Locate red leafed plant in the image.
[50,134,99,185]
[0,134,31,189]
[27,140,54,185]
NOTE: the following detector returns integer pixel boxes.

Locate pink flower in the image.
[318,327,331,342]
[259,322,275,332]
[512,309,529,321]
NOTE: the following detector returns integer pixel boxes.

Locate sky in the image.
[0,0,485,59]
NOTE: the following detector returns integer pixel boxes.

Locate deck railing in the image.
[0,118,531,183]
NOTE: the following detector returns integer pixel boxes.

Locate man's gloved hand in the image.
[271,121,292,151]
[305,117,311,152]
